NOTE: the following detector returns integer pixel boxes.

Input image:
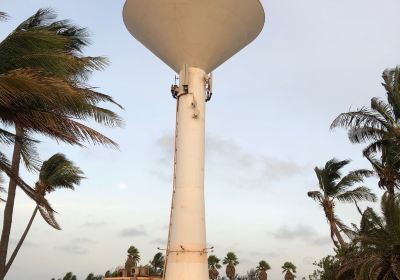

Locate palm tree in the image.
[338,193,400,279]
[149,252,165,276]
[208,255,221,280]
[125,246,140,276]
[3,153,83,275]
[0,9,54,212]
[308,158,376,248]
[223,252,239,280]
[85,273,102,280]
[62,272,77,280]
[256,260,271,280]
[246,268,258,280]
[331,68,400,197]
[128,246,140,262]
[282,262,296,280]
[0,9,122,278]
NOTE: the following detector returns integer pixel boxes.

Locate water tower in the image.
[123,1,265,280]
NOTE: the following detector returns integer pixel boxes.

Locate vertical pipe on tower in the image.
[164,67,208,280]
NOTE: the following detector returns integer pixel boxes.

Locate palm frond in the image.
[383,67,400,120]
[307,191,323,202]
[20,137,41,172]
[363,139,390,155]
[0,12,8,21]
[335,186,377,203]
[38,204,61,230]
[370,98,396,126]
[223,252,239,266]
[0,128,15,145]
[348,127,386,144]
[16,8,56,30]
[336,169,374,191]
[335,217,353,239]
[0,152,54,210]
[331,108,390,131]
[38,153,84,193]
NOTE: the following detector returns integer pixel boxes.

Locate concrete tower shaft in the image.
[122,1,265,280]
[165,66,208,280]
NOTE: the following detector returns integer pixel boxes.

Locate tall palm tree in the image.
[127,246,141,266]
[338,193,400,279]
[331,68,400,197]
[223,252,239,280]
[0,9,50,208]
[256,260,271,280]
[208,255,221,280]
[282,262,296,280]
[308,158,376,248]
[0,9,122,278]
[3,153,84,276]
[149,252,165,276]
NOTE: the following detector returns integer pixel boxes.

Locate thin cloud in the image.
[272,224,330,246]
[153,133,308,188]
[150,238,167,246]
[56,244,88,255]
[120,228,147,237]
[273,224,316,240]
[81,221,107,228]
[248,250,279,259]
[72,237,96,244]
[9,238,36,247]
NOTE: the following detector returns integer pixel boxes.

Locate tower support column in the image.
[164,66,208,280]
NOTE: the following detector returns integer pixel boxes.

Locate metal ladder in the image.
[163,98,180,279]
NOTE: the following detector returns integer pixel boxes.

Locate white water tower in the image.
[123,1,265,280]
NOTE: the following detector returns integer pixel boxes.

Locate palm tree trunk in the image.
[388,186,395,199]
[324,205,346,248]
[332,222,346,247]
[0,126,23,279]
[5,205,38,275]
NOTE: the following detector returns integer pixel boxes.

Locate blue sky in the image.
[1,0,400,279]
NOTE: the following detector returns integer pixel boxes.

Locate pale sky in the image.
[1,0,400,279]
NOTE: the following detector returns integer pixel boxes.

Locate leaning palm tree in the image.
[308,158,376,248]
[337,193,400,279]
[223,252,239,280]
[208,255,221,280]
[0,10,49,208]
[3,153,84,275]
[282,262,296,280]
[0,9,122,278]
[331,68,400,197]
[256,260,271,280]
[149,252,165,276]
